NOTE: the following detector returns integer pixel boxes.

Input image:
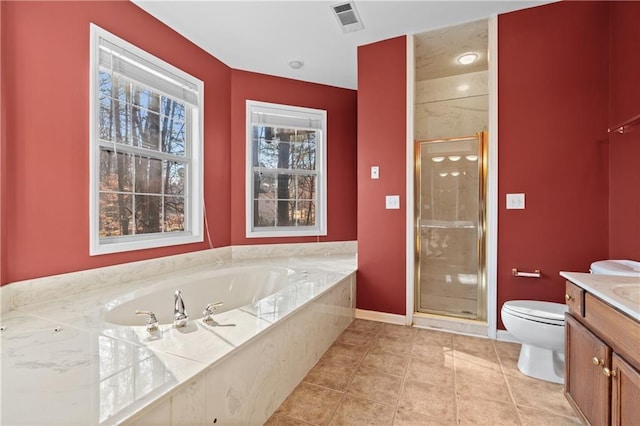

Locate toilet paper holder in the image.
[512,268,541,278]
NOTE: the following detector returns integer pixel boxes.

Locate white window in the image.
[89,24,204,255]
[246,101,327,238]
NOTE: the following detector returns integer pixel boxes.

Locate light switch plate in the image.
[506,193,525,209]
[386,195,400,209]
[371,166,379,179]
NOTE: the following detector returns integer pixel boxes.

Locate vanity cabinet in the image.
[611,354,640,425]
[564,280,640,426]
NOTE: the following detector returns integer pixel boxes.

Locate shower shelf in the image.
[609,113,640,134]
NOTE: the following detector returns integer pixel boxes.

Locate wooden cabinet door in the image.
[612,354,640,426]
[565,313,611,425]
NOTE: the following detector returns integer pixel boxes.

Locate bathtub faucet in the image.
[173,290,189,327]
[202,302,223,325]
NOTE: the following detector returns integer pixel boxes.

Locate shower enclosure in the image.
[415,132,487,320]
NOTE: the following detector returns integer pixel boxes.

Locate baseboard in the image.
[355,309,407,325]
[412,314,489,337]
[496,330,520,343]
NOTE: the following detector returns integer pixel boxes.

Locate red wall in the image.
[356,37,407,315]
[229,70,357,245]
[0,1,7,286]
[2,1,232,284]
[497,1,610,327]
[608,1,640,259]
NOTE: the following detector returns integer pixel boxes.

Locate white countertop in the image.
[560,271,640,321]
[0,253,357,425]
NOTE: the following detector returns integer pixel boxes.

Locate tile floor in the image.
[267,319,582,426]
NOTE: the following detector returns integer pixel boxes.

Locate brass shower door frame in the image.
[413,131,488,321]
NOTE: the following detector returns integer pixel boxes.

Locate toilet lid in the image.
[503,300,567,323]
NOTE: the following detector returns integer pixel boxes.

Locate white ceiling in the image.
[133,0,549,89]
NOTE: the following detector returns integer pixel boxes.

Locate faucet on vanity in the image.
[173,290,189,327]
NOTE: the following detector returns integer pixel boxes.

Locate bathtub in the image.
[1,247,356,426]
[104,265,294,326]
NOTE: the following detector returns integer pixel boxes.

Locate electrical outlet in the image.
[506,193,525,210]
[371,166,379,179]
[386,195,400,209]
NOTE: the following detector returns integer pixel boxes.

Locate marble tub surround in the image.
[1,243,356,425]
[232,240,357,260]
[2,241,356,313]
[559,271,640,320]
[3,246,232,313]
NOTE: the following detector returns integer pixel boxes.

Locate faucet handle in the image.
[135,310,159,333]
[202,302,223,324]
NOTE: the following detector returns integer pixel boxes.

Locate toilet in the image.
[501,300,567,384]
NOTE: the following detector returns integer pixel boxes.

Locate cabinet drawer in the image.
[585,293,640,368]
[565,281,584,316]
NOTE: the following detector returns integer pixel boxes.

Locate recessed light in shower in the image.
[439,172,448,177]
[451,171,460,177]
[457,52,478,65]
[432,156,445,162]
[448,155,461,162]
[465,155,478,161]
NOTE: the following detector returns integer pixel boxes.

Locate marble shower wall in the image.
[414,71,488,141]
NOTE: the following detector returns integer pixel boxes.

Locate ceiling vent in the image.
[331,2,365,33]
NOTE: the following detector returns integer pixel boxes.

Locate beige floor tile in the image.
[413,328,454,348]
[453,334,500,365]
[273,320,582,426]
[393,408,455,426]
[410,341,454,365]
[397,380,456,423]
[328,395,395,426]
[495,340,523,376]
[379,323,417,340]
[361,349,409,377]
[405,356,454,387]
[276,382,343,425]
[320,342,369,369]
[411,338,455,360]
[494,340,521,360]
[346,368,403,405]
[348,319,383,334]
[304,358,358,391]
[455,360,512,403]
[265,414,315,425]
[336,329,377,348]
[454,345,502,373]
[370,334,414,357]
[507,374,576,418]
[457,396,521,426]
[518,406,582,426]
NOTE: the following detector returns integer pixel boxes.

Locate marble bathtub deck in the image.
[0,249,357,425]
[268,319,581,426]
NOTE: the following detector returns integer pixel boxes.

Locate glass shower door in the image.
[415,132,486,320]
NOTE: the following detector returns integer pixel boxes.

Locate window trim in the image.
[89,23,204,255]
[245,100,327,238]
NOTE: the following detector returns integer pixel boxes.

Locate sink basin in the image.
[612,284,640,304]
[590,260,640,277]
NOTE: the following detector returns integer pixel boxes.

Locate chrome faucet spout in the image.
[173,290,188,327]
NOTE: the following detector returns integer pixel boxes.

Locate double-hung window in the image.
[246,101,327,238]
[89,24,204,255]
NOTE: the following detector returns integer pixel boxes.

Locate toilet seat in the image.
[502,300,566,326]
